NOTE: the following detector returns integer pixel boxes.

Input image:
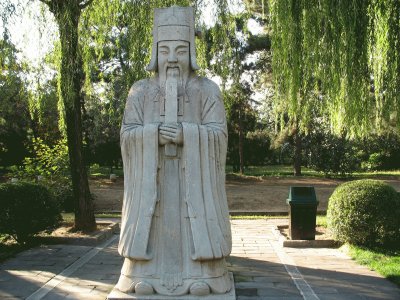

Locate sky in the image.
[3,0,57,66]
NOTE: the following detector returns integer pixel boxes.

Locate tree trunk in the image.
[293,124,302,176]
[238,111,244,174]
[48,0,96,231]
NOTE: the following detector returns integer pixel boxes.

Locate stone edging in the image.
[38,221,119,246]
[272,225,340,248]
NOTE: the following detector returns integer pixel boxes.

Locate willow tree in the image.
[78,0,238,167]
[268,0,400,175]
[0,38,31,167]
[79,0,196,169]
[36,0,236,231]
[268,0,322,175]
[38,0,96,231]
[1,0,238,231]
[79,0,227,100]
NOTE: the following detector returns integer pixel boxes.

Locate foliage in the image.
[358,133,400,170]
[0,38,30,167]
[268,0,400,136]
[12,137,73,212]
[203,10,243,86]
[0,182,61,243]
[327,180,400,248]
[245,130,272,165]
[19,138,69,178]
[84,90,122,168]
[306,126,360,176]
[346,244,400,286]
[224,83,259,170]
[28,77,62,146]
[363,153,387,171]
[37,0,98,231]
[79,0,236,168]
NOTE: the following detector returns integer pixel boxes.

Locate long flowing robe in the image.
[118,75,232,295]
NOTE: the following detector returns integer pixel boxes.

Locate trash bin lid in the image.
[286,186,318,204]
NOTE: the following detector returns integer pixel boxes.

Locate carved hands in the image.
[159,123,183,146]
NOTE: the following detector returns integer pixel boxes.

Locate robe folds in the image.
[118,75,232,273]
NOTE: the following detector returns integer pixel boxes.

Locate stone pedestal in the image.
[107,273,236,300]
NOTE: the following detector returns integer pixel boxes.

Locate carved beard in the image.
[159,64,187,96]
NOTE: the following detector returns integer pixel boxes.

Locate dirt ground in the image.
[90,175,400,214]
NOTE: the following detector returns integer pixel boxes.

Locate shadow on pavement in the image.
[0,239,399,299]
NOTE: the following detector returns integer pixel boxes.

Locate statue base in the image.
[107,272,236,300]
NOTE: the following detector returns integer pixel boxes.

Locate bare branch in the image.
[79,0,93,10]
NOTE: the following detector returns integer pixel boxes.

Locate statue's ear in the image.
[146,41,158,72]
[146,10,159,72]
[189,27,200,70]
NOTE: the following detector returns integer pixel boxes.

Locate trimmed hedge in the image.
[0,182,61,243]
[327,180,400,247]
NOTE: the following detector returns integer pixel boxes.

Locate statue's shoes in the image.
[189,282,210,296]
[135,281,154,295]
[116,274,135,293]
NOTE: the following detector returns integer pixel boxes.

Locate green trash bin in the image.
[286,186,319,240]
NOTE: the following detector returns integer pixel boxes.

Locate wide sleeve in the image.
[119,81,159,260]
[182,79,232,261]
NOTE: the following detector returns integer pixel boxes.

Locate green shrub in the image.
[0,182,61,243]
[306,129,360,176]
[10,138,73,211]
[327,180,400,248]
[362,152,386,171]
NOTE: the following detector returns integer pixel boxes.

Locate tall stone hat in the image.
[146,6,200,71]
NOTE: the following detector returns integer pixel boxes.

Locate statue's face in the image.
[158,40,190,79]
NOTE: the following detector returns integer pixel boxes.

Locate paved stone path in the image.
[1,219,399,299]
[230,220,400,300]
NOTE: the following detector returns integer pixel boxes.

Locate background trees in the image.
[0,0,399,215]
[0,0,242,230]
[0,38,30,169]
[268,0,399,138]
[240,0,400,175]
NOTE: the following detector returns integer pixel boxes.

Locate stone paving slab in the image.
[0,219,399,299]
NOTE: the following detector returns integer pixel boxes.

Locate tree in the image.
[79,0,238,170]
[39,0,96,231]
[268,0,400,146]
[204,11,269,173]
[0,38,30,168]
[224,82,258,173]
[28,77,62,145]
[2,0,249,229]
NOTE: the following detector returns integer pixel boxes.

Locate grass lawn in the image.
[226,165,400,179]
[89,165,123,178]
[315,216,400,287]
[352,170,400,178]
[345,245,400,287]
[226,165,323,177]
[88,164,400,179]
[61,212,122,221]
[311,215,400,287]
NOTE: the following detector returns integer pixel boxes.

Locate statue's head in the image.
[146,6,199,73]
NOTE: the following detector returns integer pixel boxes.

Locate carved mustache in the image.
[162,64,182,79]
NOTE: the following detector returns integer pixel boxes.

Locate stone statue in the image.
[114,6,233,298]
